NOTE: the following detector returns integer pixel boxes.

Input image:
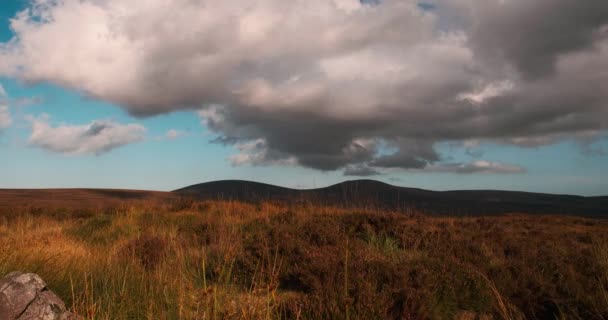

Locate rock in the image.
[0,272,79,320]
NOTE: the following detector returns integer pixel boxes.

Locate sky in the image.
[0,0,607,195]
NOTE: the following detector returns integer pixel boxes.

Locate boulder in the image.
[0,272,79,320]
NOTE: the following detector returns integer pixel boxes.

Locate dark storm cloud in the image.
[1,0,607,172]
[371,155,429,169]
[470,0,608,79]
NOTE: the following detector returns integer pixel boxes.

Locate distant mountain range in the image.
[175,180,608,216]
[1,180,605,216]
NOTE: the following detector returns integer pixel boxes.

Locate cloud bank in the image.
[1,0,607,172]
[28,116,146,155]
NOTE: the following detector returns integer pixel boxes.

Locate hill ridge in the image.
[174,179,607,216]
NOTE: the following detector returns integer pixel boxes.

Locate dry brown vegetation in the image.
[1,199,608,319]
[0,188,175,210]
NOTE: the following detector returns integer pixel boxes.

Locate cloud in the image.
[1,0,607,172]
[426,161,526,174]
[370,139,440,169]
[0,106,10,130]
[343,164,381,176]
[460,140,484,158]
[228,139,297,167]
[467,0,608,79]
[155,129,186,141]
[0,84,43,112]
[10,96,44,107]
[458,81,514,105]
[28,115,146,155]
[166,129,185,140]
[0,85,11,130]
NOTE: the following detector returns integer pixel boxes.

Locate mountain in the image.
[175,180,608,216]
[175,180,299,200]
[1,180,604,216]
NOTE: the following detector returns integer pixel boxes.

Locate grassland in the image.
[1,199,608,319]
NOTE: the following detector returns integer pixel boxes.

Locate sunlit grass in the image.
[1,201,607,319]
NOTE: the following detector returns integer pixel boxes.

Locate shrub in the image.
[119,235,168,270]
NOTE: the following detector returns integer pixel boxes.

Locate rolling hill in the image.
[0,180,605,216]
[175,179,608,216]
[0,188,175,211]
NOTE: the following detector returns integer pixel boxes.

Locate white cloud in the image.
[154,129,187,141]
[164,129,185,140]
[458,81,514,105]
[28,115,146,155]
[0,0,606,172]
[229,138,297,166]
[427,160,526,174]
[0,106,10,130]
[0,0,462,117]
[0,85,11,130]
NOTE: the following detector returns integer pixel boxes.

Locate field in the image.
[1,195,608,319]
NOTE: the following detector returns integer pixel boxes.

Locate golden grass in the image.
[0,201,607,319]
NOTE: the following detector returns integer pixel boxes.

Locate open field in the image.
[0,189,176,211]
[1,196,608,319]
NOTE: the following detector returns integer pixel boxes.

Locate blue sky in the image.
[1,0,607,195]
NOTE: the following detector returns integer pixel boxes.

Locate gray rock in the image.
[0,272,79,320]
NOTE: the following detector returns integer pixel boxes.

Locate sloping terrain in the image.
[0,188,176,211]
[1,180,605,216]
[2,201,608,319]
[176,179,608,216]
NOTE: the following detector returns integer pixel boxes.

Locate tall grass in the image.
[1,201,607,319]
